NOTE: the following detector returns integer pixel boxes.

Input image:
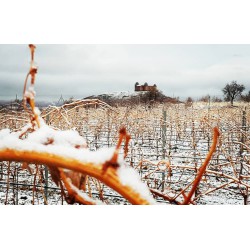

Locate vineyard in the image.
[0,45,250,205]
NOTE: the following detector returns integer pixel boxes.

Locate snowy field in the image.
[0,101,250,205]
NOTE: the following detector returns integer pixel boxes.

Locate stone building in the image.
[135,82,157,92]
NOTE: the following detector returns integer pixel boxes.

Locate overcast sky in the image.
[0,44,250,101]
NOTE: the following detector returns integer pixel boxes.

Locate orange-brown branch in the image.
[182,127,220,205]
[0,148,153,205]
[150,188,181,205]
[60,170,97,205]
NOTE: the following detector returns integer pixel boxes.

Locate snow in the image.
[2,101,249,205]
[158,164,168,171]
[0,129,10,138]
[99,91,142,99]
[117,165,156,204]
[27,125,87,148]
[34,107,41,116]
[0,125,116,165]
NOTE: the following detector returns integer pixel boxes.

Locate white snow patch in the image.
[28,125,87,148]
[99,91,142,99]
[158,164,167,171]
[117,165,156,204]
[0,126,116,165]
[34,107,41,116]
[0,129,11,139]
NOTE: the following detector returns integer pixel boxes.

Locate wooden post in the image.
[161,171,165,192]
[44,166,49,204]
[240,107,248,204]
[16,164,18,205]
[240,107,246,156]
[162,109,167,160]
[44,114,50,204]
[107,110,110,147]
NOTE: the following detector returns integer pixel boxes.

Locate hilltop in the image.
[85,90,180,106]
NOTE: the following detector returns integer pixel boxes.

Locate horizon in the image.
[0,91,224,103]
[0,45,250,101]
[0,91,225,103]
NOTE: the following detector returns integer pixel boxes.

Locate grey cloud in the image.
[1,44,250,100]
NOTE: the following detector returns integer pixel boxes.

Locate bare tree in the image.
[222,81,245,106]
[241,90,250,102]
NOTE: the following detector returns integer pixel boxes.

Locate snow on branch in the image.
[0,125,156,205]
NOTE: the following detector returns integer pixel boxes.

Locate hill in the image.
[85,90,180,106]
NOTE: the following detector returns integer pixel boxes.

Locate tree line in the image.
[186,80,250,106]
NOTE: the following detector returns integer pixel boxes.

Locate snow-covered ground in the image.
[0,102,249,205]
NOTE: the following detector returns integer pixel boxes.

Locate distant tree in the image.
[186,97,193,103]
[241,90,250,102]
[199,95,210,102]
[139,90,166,104]
[185,97,193,107]
[222,81,245,106]
[211,96,222,102]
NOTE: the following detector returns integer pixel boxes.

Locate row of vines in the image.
[0,45,249,205]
